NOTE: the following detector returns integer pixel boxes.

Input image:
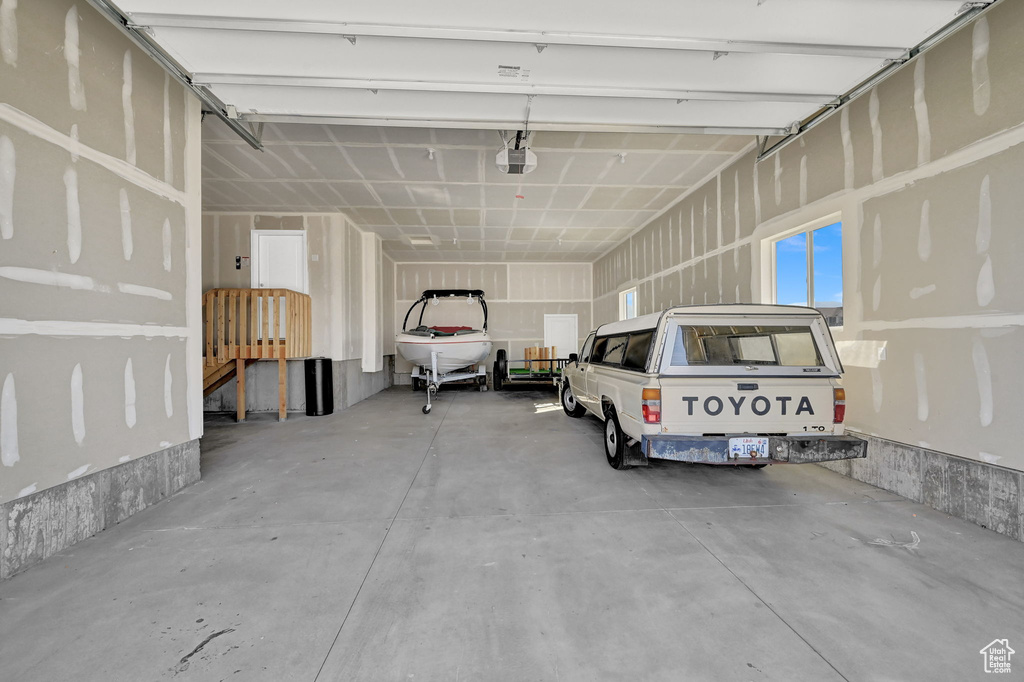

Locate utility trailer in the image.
[492,347,569,390]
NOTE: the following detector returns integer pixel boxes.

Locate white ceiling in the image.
[114,0,973,261]
[202,121,749,261]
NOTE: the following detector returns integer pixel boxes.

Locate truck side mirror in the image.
[568,353,579,364]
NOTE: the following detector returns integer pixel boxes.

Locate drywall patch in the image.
[976,175,991,254]
[162,73,173,184]
[117,282,171,300]
[164,354,173,418]
[124,358,136,428]
[972,338,993,427]
[913,57,931,166]
[979,452,1000,465]
[0,0,17,66]
[840,108,854,189]
[0,134,13,239]
[162,218,172,271]
[752,160,761,226]
[972,17,991,116]
[913,352,928,422]
[798,156,807,207]
[121,50,136,165]
[976,256,994,307]
[67,464,90,480]
[869,88,883,183]
[119,188,132,260]
[17,483,35,498]
[918,200,930,262]
[0,266,102,291]
[773,152,782,206]
[1,373,17,466]
[71,363,85,445]
[909,285,936,300]
[64,7,86,111]
[64,166,81,263]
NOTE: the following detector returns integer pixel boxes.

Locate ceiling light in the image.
[407,235,437,246]
[427,148,435,160]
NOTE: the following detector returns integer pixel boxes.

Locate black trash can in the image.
[304,357,334,416]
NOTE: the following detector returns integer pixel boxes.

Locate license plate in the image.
[729,437,769,460]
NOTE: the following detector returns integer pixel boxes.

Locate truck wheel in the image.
[603,408,631,470]
[561,383,586,418]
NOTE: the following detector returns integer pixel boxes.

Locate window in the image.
[601,336,629,365]
[619,287,637,320]
[773,220,843,326]
[590,336,609,364]
[665,323,826,372]
[622,330,654,370]
[579,334,595,363]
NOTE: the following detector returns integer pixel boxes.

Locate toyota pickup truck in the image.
[559,304,867,469]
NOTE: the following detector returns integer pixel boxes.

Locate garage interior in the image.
[1,0,1023,679]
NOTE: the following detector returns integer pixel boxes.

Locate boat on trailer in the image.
[396,289,493,413]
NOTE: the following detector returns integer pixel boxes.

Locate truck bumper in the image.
[640,434,867,465]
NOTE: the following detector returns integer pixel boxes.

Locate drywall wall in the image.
[201,212,394,411]
[0,0,202,575]
[393,262,592,381]
[593,0,1023,477]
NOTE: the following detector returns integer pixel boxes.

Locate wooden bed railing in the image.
[202,288,312,422]
[203,288,312,365]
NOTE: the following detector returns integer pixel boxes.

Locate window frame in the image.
[769,214,843,328]
[618,287,638,321]
[658,316,842,378]
[592,328,657,373]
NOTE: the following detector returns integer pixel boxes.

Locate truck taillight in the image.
[833,388,846,424]
[642,388,661,424]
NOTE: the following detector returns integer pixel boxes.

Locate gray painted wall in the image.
[592,2,1023,477]
[0,0,203,506]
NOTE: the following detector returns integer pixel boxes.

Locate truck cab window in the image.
[579,334,595,363]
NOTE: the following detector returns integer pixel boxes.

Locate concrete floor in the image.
[1,386,1022,681]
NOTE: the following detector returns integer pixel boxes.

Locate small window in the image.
[601,335,629,365]
[619,288,637,320]
[773,220,843,327]
[622,330,654,370]
[579,334,595,363]
[668,325,824,368]
[590,337,609,364]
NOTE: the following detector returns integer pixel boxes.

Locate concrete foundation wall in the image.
[1,440,200,580]
[591,1,1023,538]
[203,358,393,413]
[821,435,1022,541]
[393,262,592,382]
[0,0,204,569]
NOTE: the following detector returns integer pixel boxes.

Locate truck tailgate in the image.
[658,377,837,435]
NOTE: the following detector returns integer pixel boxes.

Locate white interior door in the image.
[252,231,307,338]
[544,314,579,359]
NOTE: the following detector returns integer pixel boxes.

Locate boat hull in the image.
[396,332,493,374]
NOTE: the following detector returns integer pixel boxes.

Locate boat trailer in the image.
[412,351,487,414]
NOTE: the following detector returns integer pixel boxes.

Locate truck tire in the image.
[603,407,632,470]
[561,383,586,418]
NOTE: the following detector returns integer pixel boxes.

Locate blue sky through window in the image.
[775,233,807,306]
[813,223,843,307]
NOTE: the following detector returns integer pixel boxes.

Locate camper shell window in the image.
[660,317,839,377]
[591,329,656,372]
